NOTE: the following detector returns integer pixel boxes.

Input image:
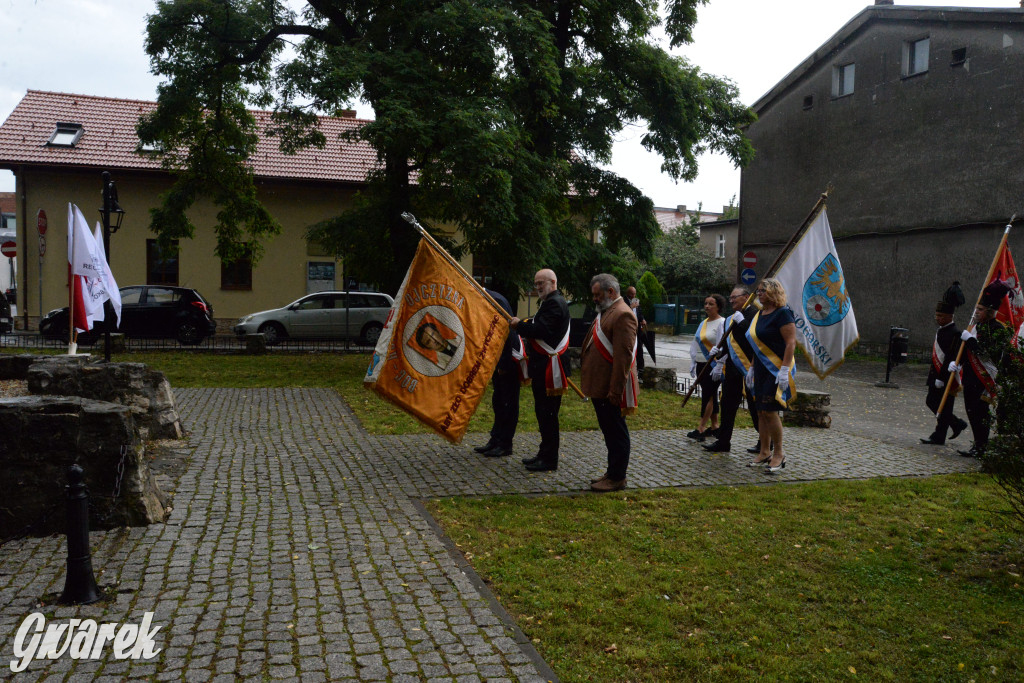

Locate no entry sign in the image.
[742,251,757,268]
[1,241,16,258]
[36,209,47,235]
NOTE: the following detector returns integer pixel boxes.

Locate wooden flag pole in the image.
[681,189,831,409]
[400,212,586,400]
[936,217,1014,414]
[401,212,513,322]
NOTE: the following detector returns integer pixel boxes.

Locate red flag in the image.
[67,264,90,333]
[992,245,1023,345]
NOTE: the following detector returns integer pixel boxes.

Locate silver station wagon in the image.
[233,291,394,345]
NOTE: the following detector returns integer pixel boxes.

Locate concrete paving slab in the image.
[0,380,980,680]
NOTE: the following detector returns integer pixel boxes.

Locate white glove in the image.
[689,361,697,378]
[961,328,977,342]
[730,311,744,323]
[711,362,723,382]
[947,361,959,373]
[777,365,790,386]
[934,378,944,389]
[745,367,755,390]
[709,345,721,358]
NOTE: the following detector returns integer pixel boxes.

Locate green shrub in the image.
[981,338,1024,531]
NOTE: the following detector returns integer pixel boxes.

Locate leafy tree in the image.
[651,223,731,295]
[140,0,754,298]
[636,271,665,320]
[722,194,739,220]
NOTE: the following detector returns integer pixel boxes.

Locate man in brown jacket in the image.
[581,273,638,492]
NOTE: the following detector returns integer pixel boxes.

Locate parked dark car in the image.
[40,285,216,345]
[0,294,12,334]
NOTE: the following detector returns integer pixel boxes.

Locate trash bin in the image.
[876,325,909,387]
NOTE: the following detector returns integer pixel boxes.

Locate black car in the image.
[0,294,12,334]
[40,285,217,345]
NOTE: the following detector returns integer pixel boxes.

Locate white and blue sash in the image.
[745,310,797,407]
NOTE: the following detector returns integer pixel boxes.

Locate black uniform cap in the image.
[936,281,965,314]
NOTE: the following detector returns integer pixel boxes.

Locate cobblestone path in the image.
[0,387,979,681]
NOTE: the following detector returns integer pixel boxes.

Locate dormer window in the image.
[138,140,164,153]
[47,122,83,147]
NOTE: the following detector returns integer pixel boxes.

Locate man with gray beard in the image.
[580,273,638,492]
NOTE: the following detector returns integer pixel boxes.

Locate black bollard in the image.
[59,465,101,605]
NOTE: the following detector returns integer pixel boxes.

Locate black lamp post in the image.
[99,171,125,362]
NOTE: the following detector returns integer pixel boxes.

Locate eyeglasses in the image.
[756,288,767,294]
[534,280,551,287]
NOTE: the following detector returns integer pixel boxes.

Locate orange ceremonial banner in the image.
[364,238,509,443]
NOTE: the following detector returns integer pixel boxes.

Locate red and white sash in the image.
[932,336,959,388]
[590,312,639,415]
[510,334,530,385]
[529,327,570,396]
[966,349,998,403]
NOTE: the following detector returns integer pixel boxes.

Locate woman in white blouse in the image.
[687,293,726,442]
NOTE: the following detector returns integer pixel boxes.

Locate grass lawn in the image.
[429,474,1024,682]
[117,351,743,434]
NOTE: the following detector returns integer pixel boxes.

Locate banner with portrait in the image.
[364,238,509,443]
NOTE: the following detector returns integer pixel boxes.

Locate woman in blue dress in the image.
[744,278,797,473]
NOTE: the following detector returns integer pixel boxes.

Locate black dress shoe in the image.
[746,444,761,454]
[702,441,731,452]
[525,460,557,472]
[919,435,945,445]
[474,440,498,454]
[522,455,541,465]
[957,445,984,458]
[483,445,512,458]
[950,419,968,440]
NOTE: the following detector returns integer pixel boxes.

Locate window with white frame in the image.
[832,63,855,97]
[47,122,83,147]
[903,37,930,76]
[716,234,726,259]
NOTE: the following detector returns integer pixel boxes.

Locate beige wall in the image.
[698,222,739,278]
[14,166,363,327]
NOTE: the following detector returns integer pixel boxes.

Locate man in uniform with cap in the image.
[921,282,969,446]
[949,280,1013,457]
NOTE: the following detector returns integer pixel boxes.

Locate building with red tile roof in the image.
[0,90,405,329]
[0,90,377,183]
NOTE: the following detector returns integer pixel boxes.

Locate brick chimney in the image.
[875,0,894,5]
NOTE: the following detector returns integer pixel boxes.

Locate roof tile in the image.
[0,90,378,183]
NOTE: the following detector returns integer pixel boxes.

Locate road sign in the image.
[38,235,46,257]
[740,268,757,285]
[1,241,15,258]
[36,209,47,235]
[742,251,757,268]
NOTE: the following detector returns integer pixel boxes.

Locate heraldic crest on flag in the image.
[365,220,510,443]
[774,207,859,379]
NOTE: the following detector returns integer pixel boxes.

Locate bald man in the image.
[511,268,571,472]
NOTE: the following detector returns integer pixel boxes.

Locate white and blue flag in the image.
[773,208,859,379]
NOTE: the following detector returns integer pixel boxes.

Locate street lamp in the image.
[98,171,125,362]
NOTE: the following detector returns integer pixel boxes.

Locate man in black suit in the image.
[703,285,760,453]
[511,268,571,472]
[625,286,646,371]
[474,288,523,458]
[921,283,968,446]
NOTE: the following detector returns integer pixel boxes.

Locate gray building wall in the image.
[739,8,1024,348]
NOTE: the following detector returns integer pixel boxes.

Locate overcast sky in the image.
[0,1,1015,210]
